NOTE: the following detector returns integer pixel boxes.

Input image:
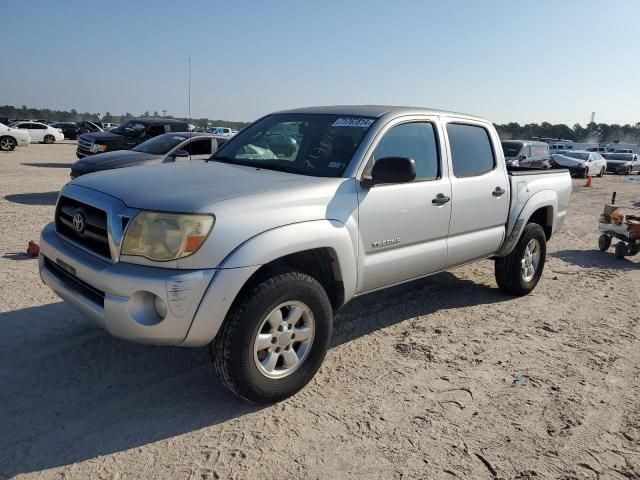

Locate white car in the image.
[0,122,31,151]
[102,123,119,130]
[551,150,607,178]
[8,121,65,144]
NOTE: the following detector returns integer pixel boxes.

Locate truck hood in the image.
[71,161,337,211]
[72,150,160,172]
[78,131,127,144]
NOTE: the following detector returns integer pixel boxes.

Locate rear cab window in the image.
[447,123,495,177]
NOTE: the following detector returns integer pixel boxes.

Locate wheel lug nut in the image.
[291,333,296,339]
[271,337,277,344]
[288,324,292,330]
[275,347,281,353]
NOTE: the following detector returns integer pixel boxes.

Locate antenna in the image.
[188,57,192,159]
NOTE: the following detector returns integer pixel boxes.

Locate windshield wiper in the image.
[242,162,301,174]
[206,155,235,163]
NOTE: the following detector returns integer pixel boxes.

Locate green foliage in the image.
[0,105,250,130]
[495,121,640,143]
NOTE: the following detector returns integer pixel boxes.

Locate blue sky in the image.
[4,0,640,125]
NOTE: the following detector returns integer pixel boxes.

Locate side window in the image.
[146,125,165,138]
[372,122,439,180]
[186,139,212,155]
[446,123,495,177]
[32,123,46,129]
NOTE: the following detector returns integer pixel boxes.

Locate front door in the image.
[356,118,452,293]
[444,120,509,267]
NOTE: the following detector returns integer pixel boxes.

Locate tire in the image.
[0,136,17,151]
[211,271,332,403]
[598,234,611,252]
[615,242,628,260]
[495,223,547,296]
[598,167,605,177]
[583,169,590,179]
[44,135,55,144]
[627,167,632,176]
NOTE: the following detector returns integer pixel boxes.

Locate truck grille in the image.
[55,196,111,259]
[77,138,93,157]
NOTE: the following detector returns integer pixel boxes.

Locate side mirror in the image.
[362,156,416,188]
[173,149,189,158]
[519,155,527,161]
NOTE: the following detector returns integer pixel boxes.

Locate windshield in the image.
[110,121,146,138]
[501,141,523,157]
[563,152,590,161]
[133,134,188,154]
[211,114,375,177]
[602,153,632,161]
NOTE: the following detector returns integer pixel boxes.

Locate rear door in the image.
[27,123,46,142]
[443,119,509,267]
[356,116,452,293]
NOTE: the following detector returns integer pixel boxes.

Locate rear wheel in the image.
[211,271,332,403]
[495,223,547,296]
[598,234,611,252]
[44,135,55,144]
[0,136,17,151]
[615,242,628,260]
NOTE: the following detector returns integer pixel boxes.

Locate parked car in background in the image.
[39,105,572,403]
[9,121,64,144]
[602,153,640,175]
[0,122,31,151]
[551,150,607,177]
[76,117,189,158]
[501,140,552,168]
[207,126,238,136]
[70,133,226,178]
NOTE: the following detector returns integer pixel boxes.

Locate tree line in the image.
[495,121,640,144]
[2,105,639,144]
[0,105,250,131]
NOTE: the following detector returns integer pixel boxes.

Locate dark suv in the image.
[76,118,189,158]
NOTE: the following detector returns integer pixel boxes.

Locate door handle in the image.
[492,186,506,197]
[432,193,450,205]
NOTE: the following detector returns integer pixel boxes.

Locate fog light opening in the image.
[154,296,167,319]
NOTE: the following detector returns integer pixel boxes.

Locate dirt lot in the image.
[1,142,639,480]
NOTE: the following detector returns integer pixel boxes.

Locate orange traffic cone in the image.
[585,175,592,187]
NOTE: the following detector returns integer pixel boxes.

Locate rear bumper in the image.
[39,223,216,345]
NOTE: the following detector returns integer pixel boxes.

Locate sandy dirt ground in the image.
[1,142,640,480]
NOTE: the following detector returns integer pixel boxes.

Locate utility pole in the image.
[162,109,167,118]
[590,112,596,124]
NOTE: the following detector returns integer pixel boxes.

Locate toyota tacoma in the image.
[40,106,572,403]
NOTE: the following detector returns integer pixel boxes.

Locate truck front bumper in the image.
[39,223,258,346]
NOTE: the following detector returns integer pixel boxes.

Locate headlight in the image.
[90,143,108,153]
[121,211,215,261]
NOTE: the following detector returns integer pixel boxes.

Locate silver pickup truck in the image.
[39,106,572,402]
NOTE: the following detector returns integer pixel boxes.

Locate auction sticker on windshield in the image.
[332,118,375,128]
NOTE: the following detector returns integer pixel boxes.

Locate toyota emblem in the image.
[72,212,85,233]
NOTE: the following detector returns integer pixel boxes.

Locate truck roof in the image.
[131,117,188,125]
[274,105,487,122]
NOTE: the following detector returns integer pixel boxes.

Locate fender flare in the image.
[220,219,358,302]
[496,190,558,257]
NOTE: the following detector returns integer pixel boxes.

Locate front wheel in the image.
[598,167,605,177]
[211,271,332,403]
[495,223,547,296]
[598,234,611,252]
[0,136,17,151]
[44,135,55,144]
